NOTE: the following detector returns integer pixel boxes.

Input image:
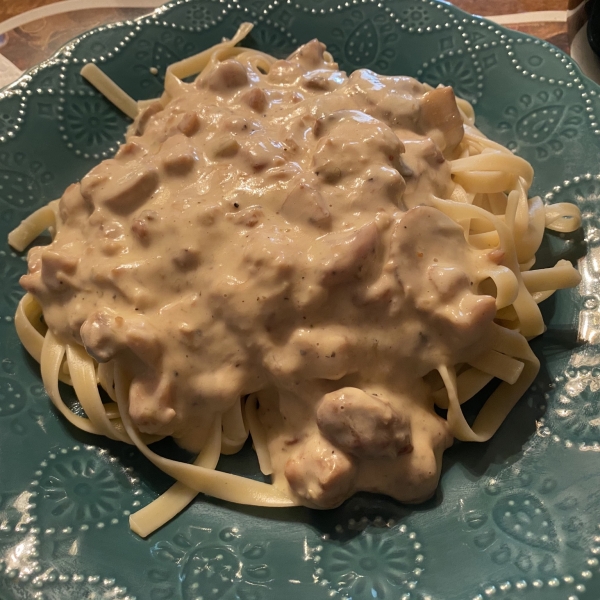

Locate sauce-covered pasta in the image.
[9,24,582,536]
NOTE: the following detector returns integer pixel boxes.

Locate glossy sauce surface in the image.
[21,40,499,507]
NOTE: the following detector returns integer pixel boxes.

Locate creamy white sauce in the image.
[21,40,500,508]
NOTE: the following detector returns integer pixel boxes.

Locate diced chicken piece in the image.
[125,323,163,366]
[19,272,41,296]
[160,134,197,175]
[130,100,163,136]
[40,250,78,291]
[129,372,176,435]
[108,168,158,214]
[244,142,285,173]
[278,182,330,226]
[312,109,389,140]
[312,139,343,183]
[66,303,88,342]
[19,247,44,295]
[427,265,471,301]
[288,39,329,70]
[231,227,298,319]
[264,162,302,183]
[267,60,302,84]
[449,293,497,340]
[100,219,125,241]
[26,246,43,275]
[115,141,146,161]
[107,263,153,308]
[131,210,160,243]
[390,206,467,277]
[313,222,379,285]
[98,219,127,255]
[222,116,255,133]
[190,363,247,402]
[263,327,354,381]
[346,70,423,129]
[172,248,201,271]
[416,137,445,165]
[390,206,497,344]
[302,75,328,91]
[317,387,412,458]
[81,308,163,364]
[381,434,449,504]
[58,183,93,224]
[78,166,106,203]
[312,110,410,187]
[177,111,200,137]
[243,87,268,113]
[419,86,464,153]
[42,250,78,276]
[196,203,223,227]
[362,164,406,206]
[229,206,264,228]
[178,323,204,350]
[301,69,345,92]
[284,434,356,508]
[204,59,249,93]
[80,310,124,362]
[81,161,159,215]
[210,135,240,159]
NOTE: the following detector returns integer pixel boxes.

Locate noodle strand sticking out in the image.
[9,23,582,536]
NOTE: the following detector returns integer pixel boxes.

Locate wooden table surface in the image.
[0,0,587,75]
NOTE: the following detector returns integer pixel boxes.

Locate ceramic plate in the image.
[1,1,600,599]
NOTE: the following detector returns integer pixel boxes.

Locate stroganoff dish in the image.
[9,24,582,537]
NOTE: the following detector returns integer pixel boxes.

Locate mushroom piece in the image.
[419,86,464,153]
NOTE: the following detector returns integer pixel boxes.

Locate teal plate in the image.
[1,1,600,599]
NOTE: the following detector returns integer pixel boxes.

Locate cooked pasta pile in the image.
[9,23,581,537]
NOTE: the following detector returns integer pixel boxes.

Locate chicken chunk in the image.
[204,59,249,93]
[317,387,412,458]
[81,161,159,215]
[278,181,330,226]
[129,371,176,435]
[312,222,379,286]
[284,434,356,508]
[58,183,93,225]
[80,310,124,363]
